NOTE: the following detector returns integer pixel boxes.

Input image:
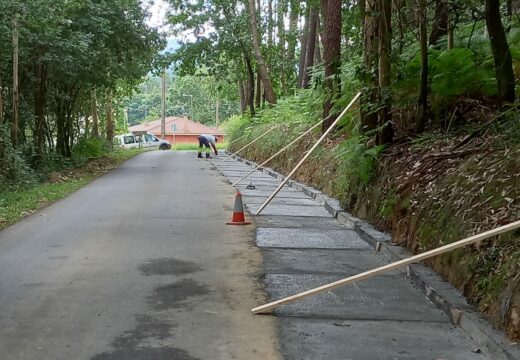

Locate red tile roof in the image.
[129,117,224,136]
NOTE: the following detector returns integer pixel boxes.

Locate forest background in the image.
[0,0,519,339]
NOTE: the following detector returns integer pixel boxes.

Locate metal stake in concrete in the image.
[231,118,329,187]
[251,219,520,314]
[255,92,362,215]
[215,126,277,167]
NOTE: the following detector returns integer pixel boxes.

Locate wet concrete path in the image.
[214,157,489,360]
[0,151,280,360]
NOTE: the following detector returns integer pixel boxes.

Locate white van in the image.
[113,133,171,150]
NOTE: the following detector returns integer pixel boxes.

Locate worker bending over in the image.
[198,134,218,158]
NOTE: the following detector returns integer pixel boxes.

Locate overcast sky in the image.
[145,0,170,30]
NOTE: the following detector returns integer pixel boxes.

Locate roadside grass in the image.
[0,148,141,230]
[172,142,228,151]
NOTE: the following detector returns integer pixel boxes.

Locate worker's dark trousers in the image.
[198,137,210,158]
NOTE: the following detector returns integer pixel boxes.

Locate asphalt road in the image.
[0,151,280,360]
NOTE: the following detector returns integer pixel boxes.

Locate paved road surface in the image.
[0,151,279,360]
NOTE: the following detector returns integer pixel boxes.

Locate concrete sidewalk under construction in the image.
[213,154,518,360]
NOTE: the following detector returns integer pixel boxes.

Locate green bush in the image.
[0,125,38,189]
[73,137,110,159]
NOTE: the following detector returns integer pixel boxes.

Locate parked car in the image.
[113,133,171,150]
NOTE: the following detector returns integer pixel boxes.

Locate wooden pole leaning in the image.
[255,92,362,215]
[252,219,520,314]
[232,119,326,186]
[226,132,249,146]
[215,126,277,167]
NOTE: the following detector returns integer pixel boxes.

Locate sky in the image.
[146,0,170,30]
[142,0,179,52]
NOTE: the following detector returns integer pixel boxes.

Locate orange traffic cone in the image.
[227,191,251,225]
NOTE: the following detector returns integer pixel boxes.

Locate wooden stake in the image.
[255,92,361,215]
[215,126,277,167]
[232,119,326,186]
[226,132,249,146]
[251,219,520,314]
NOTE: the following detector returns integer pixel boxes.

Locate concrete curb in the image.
[221,152,519,360]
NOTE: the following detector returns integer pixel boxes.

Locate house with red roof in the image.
[129,117,224,145]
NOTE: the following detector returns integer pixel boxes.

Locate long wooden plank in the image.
[215,126,277,167]
[232,119,326,186]
[226,132,248,146]
[255,92,362,215]
[251,219,520,314]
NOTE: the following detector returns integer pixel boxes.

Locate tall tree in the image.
[378,0,393,143]
[322,0,342,131]
[91,91,99,138]
[485,0,516,103]
[429,0,448,47]
[106,91,114,141]
[361,0,378,133]
[286,0,300,87]
[247,0,277,104]
[416,0,428,132]
[12,14,19,147]
[303,7,319,88]
[298,4,311,88]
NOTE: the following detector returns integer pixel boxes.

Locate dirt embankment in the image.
[233,131,520,341]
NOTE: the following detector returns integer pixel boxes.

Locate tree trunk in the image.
[255,70,261,108]
[429,0,448,47]
[34,63,47,165]
[238,80,246,114]
[361,0,379,133]
[244,53,256,115]
[0,74,3,123]
[378,0,393,144]
[485,0,516,103]
[91,90,99,137]
[56,101,68,157]
[278,0,287,95]
[106,91,114,141]
[268,0,274,48]
[248,0,277,104]
[298,4,310,88]
[322,0,341,132]
[286,0,299,86]
[447,20,454,50]
[12,15,19,147]
[315,12,323,64]
[416,0,428,133]
[407,0,417,28]
[303,7,318,88]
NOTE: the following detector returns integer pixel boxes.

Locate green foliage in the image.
[0,125,38,190]
[73,138,110,159]
[430,48,496,97]
[395,47,496,108]
[333,135,384,199]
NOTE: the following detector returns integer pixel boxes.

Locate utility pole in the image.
[124,108,128,131]
[215,98,219,128]
[161,69,166,139]
[12,14,19,147]
[182,94,193,120]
